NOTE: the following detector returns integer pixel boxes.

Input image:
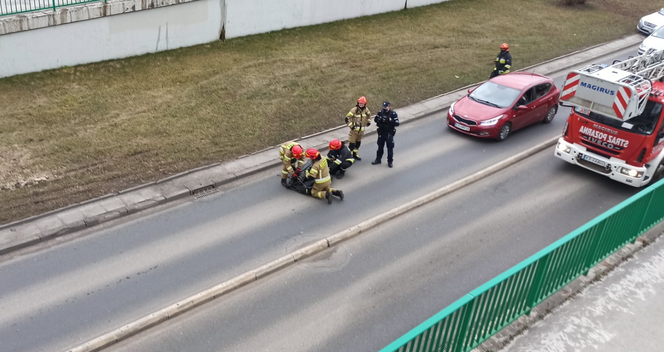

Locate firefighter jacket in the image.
[327,142,354,166]
[306,157,331,187]
[345,105,372,133]
[494,51,512,74]
[374,109,400,136]
[279,142,304,175]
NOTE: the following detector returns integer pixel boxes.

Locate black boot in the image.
[325,192,332,204]
[354,142,362,161]
[333,190,344,201]
[371,159,381,165]
[388,162,393,168]
[336,170,345,179]
[281,179,288,187]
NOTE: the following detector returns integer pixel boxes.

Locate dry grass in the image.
[0,0,656,224]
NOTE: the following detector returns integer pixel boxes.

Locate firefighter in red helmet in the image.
[305,148,344,204]
[327,139,355,179]
[490,43,512,79]
[279,142,305,187]
[345,96,371,160]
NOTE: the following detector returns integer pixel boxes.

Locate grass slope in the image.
[0,0,656,224]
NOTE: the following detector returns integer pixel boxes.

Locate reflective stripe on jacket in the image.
[346,106,372,131]
[307,158,331,184]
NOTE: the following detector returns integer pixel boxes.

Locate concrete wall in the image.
[224,0,406,39]
[0,0,453,78]
[0,0,222,77]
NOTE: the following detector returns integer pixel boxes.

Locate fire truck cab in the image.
[554,49,664,187]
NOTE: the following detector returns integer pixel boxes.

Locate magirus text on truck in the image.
[554,49,664,187]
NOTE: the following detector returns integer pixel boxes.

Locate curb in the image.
[0,35,642,256]
[65,136,559,352]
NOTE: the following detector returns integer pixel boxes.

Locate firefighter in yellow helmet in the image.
[345,96,371,160]
[304,148,344,204]
[279,142,305,187]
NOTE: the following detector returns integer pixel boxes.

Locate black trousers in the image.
[329,160,353,175]
[376,133,395,163]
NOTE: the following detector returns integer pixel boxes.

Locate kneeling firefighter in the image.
[279,142,305,187]
[327,139,355,179]
[305,148,344,204]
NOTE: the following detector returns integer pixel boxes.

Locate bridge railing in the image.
[0,0,103,17]
[380,177,664,352]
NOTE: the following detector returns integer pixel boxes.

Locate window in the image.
[534,83,552,100]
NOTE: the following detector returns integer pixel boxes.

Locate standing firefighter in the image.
[490,43,512,79]
[327,139,355,179]
[345,96,372,160]
[279,142,305,187]
[305,148,344,204]
[372,101,400,168]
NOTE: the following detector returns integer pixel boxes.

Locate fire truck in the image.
[554,49,664,187]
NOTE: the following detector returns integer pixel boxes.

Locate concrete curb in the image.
[0,34,643,257]
[65,136,559,352]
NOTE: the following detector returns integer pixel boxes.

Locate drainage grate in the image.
[192,185,220,199]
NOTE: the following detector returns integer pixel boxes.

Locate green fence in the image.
[0,0,103,17]
[380,177,664,352]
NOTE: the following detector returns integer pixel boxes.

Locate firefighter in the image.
[305,148,344,204]
[345,96,372,161]
[279,142,305,187]
[490,43,512,79]
[372,101,400,168]
[327,139,355,179]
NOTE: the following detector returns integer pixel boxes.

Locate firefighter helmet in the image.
[357,96,367,105]
[305,148,320,159]
[500,43,509,51]
[329,139,342,150]
[291,144,304,159]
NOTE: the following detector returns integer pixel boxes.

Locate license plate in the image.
[582,154,606,167]
[454,123,470,131]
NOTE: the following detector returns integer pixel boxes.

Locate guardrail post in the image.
[524,255,550,316]
[635,190,655,242]
[582,221,606,276]
[52,0,56,11]
[452,296,477,352]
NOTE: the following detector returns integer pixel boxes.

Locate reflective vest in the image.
[346,106,372,132]
[307,158,331,184]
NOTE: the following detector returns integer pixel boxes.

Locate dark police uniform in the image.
[372,102,400,168]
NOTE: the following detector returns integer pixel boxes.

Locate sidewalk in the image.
[0,35,643,256]
[498,234,664,352]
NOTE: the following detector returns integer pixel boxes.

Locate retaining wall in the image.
[0,0,452,78]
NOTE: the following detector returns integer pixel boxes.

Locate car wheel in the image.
[543,105,558,124]
[496,122,512,141]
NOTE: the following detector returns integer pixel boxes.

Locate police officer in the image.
[345,96,371,161]
[304,148,344,204]
[371,101,400,168]
[490,43,512,79]
[327,139,355,179]
[279,142,305,187]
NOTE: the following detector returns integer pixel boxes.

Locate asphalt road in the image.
[103,144,638,352]
[0,48,638,352]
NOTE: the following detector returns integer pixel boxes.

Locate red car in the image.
[447,73,560,141]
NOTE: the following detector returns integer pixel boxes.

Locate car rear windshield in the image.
[574,100,663,136]
[469,81,521,109]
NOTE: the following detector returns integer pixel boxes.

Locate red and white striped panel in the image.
[560,73,580,101]
[612,87,632,120]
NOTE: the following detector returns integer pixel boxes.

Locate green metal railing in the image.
[381,177,664,352]
[0,0,103,17]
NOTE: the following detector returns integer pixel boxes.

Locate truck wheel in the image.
[496,122,512,141]
[543,105,557,124]
[651,161,664,184]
